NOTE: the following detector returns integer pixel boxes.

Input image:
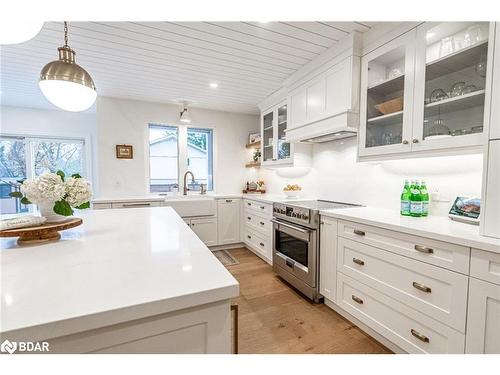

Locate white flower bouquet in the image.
[10,170,92,220]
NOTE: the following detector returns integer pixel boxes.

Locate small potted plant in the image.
[256,179,265,192]
[253,149,261,162]
[9,170,92,223]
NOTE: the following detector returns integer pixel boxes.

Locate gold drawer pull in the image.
[415,245,433,254]
[352,258,365,266]
[353,229,365,236]
[411,329,429,343]
[260,206,265,210]
[247,202,251,206]
[247,235,251,239]
[260,221,265,226]
[351,295,364,304]
[247,216,252,220]
[413,282,432,293]
[260,242,265,247]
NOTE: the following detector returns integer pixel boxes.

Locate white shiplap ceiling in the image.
[0,22,375,114]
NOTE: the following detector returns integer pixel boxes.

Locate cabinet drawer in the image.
[338,220,470,274]
[337,273,465,354]
[338,237,468,332]
[92,203,112,209]
[244,209,271,235]
[244,200,272,217]
[470,249,500,286]
[111,201,162,209]
[243,227,271,261]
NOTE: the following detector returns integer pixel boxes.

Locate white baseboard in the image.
[324,298,405,354]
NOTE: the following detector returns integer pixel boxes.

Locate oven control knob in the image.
[303,215,309,221]
[292,212,297,217]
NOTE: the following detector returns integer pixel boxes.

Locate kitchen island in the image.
[0,207,239,353]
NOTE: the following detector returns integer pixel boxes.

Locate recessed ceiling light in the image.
[209,83,218,89]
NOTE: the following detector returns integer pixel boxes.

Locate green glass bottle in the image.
[400,179,411,216]
[410,179,423,217]
[420,180,429,217]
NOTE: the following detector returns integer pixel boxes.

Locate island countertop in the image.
[0,207,239,341]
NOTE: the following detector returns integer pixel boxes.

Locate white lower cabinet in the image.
[319,215,500,353]
[186,217,218,246]
[337,273,465,354]
[217,198,240,245]
[466,278,500,353]
[242,199,273,264]
[319,216,338,303]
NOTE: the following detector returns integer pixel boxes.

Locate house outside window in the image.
[148,124,214,193]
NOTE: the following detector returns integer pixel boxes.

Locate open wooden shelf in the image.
[245,141,261,149]
[245,161,261,168]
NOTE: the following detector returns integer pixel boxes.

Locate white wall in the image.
[259,137,484,216]
[0,105,98,192]
[97,97,258,197]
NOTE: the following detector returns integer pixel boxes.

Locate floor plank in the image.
[225,248,392,354]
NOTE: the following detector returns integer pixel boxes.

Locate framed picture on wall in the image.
[116,144,133,159]
[248,132,261,144]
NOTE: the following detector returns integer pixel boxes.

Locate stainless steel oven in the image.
[272,218,319,301]
[272,200,360,302]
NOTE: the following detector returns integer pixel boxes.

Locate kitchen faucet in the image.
[183,171,195,195]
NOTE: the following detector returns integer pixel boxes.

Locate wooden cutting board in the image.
[0,218,83,245]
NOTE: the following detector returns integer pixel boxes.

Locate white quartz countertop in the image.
[0,207,239,340]
[320,206,500,254]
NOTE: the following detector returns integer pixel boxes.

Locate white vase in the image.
[37,201,70,223]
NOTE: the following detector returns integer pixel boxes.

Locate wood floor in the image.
[226,248,392,354]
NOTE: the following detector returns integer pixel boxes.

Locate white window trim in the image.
[0,131,93,186]
[145,123,216,194]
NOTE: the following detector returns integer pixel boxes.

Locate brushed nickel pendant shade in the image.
[39,22,97,112]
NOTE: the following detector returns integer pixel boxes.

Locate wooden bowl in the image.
[0,218,82,245]
[375,97,403,115]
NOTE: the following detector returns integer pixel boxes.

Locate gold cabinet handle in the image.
[260,206,265,210]
[247,216,251,220]
[353,258,365,266]
[411,329,429,343]
[260,242,265,247]
[412,139,419,143]
[247,235,251,239]
[412,282,432,293]
[415,245,434,254]
[260,221,265,226]
[402,140,409,144]
[351,295,364,304]
[226,199,233,203]
[353,229,365,236]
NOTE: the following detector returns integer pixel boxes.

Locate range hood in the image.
[301,130,357,143]
[285,111,358,144]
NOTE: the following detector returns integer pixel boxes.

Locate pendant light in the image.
[39,22,96,112]
[179,102,192,124]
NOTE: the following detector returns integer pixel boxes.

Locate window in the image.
[148,124,214,193]
[149,124,179,193]
[0,136,86,214]
[187,128,213,191]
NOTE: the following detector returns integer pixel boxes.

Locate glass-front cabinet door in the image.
[261,101,292,166]
[412,22,494,151]
[262,109,274,163]
[359,30,416,156]
[277,103,290,161]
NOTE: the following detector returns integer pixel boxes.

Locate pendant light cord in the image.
[63,21,69,48]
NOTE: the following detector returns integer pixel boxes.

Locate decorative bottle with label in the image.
[410,179,423,217]
[400,179,411,216]
[420,180,429,217]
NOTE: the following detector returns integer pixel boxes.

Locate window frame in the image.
[0,132,91,214]
[146,123,216,194]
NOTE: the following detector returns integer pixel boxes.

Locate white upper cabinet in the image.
[359,29,416,157]
[412,22,494,152]
[261,101,293,166]
[359,22,496,159]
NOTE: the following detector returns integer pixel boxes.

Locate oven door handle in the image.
[271,219,311,234]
